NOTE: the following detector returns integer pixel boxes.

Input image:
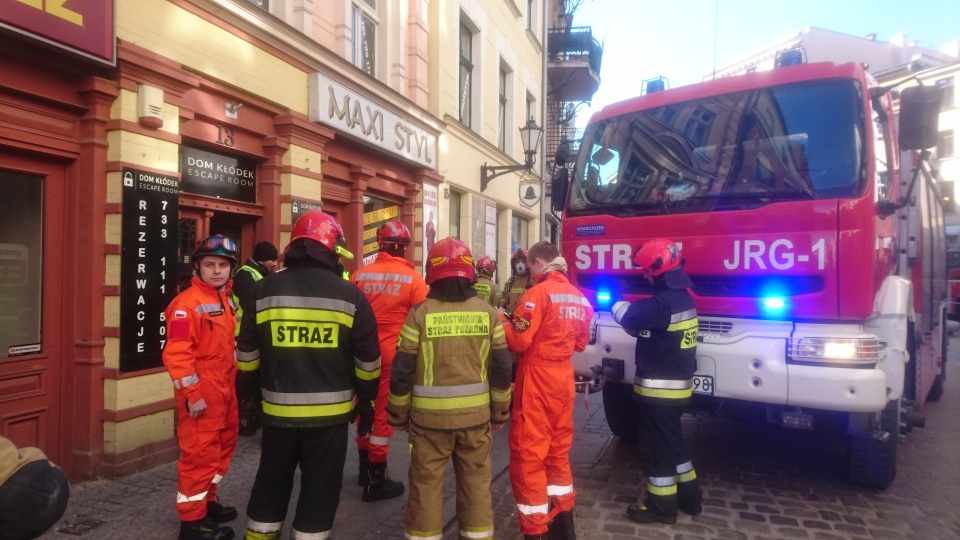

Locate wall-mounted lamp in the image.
[480,118,543,192]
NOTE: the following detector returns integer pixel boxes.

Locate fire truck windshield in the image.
[567,80,866,215]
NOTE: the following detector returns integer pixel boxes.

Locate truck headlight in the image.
[788,337,883,364]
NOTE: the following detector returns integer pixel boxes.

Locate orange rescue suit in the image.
[163,275,239,522]
[352,252,429,462]
[500,270,592,535]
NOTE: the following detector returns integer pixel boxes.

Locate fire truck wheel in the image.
[847,399,899,489]
[602,382,639,444]
[927,374,944,402]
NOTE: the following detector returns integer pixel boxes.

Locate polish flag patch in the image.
[174,310,188,319]
[524,302,536,311]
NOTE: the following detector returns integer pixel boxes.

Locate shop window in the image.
[449,190,462,239]
[362,195,399,265]
[353,1,378,77]
[0,172,42,358]
[512,215,529,253]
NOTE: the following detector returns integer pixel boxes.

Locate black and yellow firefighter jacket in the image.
[236,263,381,428]
[471,275,501,307]
[231,260,266,337]
[616,288,698,407]
[387,297,513,431]
[500,273,533,316]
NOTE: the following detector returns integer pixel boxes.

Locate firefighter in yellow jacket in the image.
[387,237,513,540]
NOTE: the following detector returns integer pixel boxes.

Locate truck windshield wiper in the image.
[687,187,819,202]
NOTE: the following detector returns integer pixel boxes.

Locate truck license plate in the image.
[692,375,713,396]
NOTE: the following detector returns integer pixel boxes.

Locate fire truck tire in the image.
[847,399,899,489]
[602,382,639,444]
[927,374,944,402]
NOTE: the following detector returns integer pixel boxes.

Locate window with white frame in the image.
[352,1,377,77]
[939,130,955,158]
[498,68,508,151]
[459,22,474,128]
[526,0,534,31]
[938,77,955,109]
[526,93,536,125]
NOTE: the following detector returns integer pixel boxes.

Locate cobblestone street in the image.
[42,341,960,540]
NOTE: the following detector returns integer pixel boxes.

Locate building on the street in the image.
[707,27,956,80]
[427,0,549,279]
[0,0,547,480]
[543,0,603,245]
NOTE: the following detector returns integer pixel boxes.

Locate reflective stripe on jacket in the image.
[231,262,265,337]
[499,273,533,315]
[162,275,237,405]
[352,252,429,364]
[501,271,593,363]
[472,275,501,307]
[388,297,513,430]
[235,264,381,428]
[618,289,698,406]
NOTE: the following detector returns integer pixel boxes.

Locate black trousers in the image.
[636,402,702,515]
[246,423,348,534]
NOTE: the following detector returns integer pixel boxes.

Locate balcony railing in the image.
[548,26,603,75]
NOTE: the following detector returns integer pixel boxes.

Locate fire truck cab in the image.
[553,60,946,488]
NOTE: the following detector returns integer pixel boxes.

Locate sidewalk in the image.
[41,393,609,540]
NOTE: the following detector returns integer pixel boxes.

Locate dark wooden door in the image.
[0,153,65,464]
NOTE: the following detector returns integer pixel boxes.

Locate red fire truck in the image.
[552,59,946,488]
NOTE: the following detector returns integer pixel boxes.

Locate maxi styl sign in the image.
[308,73,437,169]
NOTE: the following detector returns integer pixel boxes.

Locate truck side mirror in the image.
[899,86,941,151]
[551,168,569,214]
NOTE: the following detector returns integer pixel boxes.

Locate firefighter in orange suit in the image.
[612,239,703,525]
[351,219,428,502]
[163,235,241,540]
[472,256,501,307]
[387,237,513,540]
[499,248,533,315]
[500,241,592,540]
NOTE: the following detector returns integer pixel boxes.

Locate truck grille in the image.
[699,320,733,334]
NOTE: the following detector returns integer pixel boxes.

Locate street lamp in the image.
[480,118,543,192]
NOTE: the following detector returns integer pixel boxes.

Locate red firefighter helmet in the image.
[287,210,343,253]
[426,237,475,285]
[192,234,239,266]
[476,256,497,276]
[632,238,682,276]
[377,219,412,247]
[510,248,528,263]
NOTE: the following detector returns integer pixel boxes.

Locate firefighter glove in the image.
[239,399,261,436]
[612,301,630,326]
[352,400,375,436]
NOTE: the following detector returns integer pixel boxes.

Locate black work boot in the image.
[524,534,549,540]
[626,504,677,525]
[362,460,405,502]
[206,499,238,523]
[179,516,235,540]
[548,509,576,540]
[678,499,703,516]
[357,448,370,487]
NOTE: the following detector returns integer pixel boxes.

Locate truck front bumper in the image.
[572,313,890,414]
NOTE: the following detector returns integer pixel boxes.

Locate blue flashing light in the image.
[596,290,612,309]
[763,297,786,311]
